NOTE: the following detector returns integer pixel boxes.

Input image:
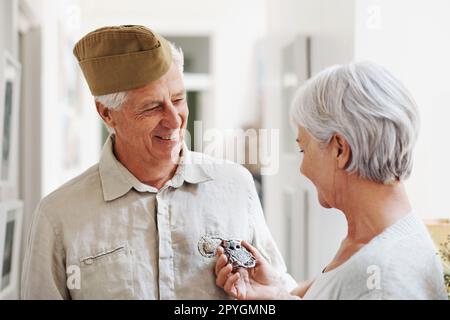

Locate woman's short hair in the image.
[290,61,420,184]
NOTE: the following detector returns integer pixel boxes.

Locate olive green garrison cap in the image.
[73,25,172,95]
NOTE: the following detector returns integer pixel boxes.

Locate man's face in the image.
[107,63,188,163]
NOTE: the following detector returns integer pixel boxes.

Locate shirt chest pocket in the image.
[72,243,134,299]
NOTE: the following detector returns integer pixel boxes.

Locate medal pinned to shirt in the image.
[197,235,256,269]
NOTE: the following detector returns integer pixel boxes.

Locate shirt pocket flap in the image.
[73,243,134,299]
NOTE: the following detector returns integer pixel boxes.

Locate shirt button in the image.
[84,258,94,265]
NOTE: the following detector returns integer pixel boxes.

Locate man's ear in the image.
[96,101,116,128]
[333,134,351,170]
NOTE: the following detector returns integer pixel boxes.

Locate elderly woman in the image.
[215,62,447,300]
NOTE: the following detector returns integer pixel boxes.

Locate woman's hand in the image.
[215,241,293,299]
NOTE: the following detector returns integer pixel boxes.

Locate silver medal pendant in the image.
[197,235,256,269]
[221,239,256,269]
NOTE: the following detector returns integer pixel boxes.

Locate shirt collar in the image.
[99,135,213,201]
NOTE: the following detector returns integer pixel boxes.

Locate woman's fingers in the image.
[215,251,228,276]
[216,246,224,257]
[216,263,233,288]
[223,272,240,298]
[241,241,264,262]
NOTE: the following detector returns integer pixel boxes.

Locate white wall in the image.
[41,0,101,197]
[355,0,450,219]
[263,0,354,279]
[267,0,355,74]
[19,21,43,302]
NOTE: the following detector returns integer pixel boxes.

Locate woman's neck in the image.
[321,178,412,274]
[339,178,412,244]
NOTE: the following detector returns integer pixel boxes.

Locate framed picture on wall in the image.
[0,201,23,299]
[0,51,22,186]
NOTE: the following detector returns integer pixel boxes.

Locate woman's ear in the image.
[96,101,116,128]
[333,134,351,170]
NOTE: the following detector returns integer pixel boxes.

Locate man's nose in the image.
[161,102,182,129]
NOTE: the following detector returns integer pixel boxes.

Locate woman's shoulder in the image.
[340,213,447,299]
[348,213,440,274]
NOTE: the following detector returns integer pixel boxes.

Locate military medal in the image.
[197,235,256,269]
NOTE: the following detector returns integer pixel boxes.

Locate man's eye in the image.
[173,98,185,104]
[142,105,160,112]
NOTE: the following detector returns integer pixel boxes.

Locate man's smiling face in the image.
[107,63,188,163]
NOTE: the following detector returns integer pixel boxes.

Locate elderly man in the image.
[21,25,295,299]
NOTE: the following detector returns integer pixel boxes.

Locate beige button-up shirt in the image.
[22,136,296,299]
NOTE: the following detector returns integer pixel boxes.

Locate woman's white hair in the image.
[290,61,420,184]
[95,42,184,133]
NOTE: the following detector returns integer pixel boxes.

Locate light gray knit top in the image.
[303,213,448,300]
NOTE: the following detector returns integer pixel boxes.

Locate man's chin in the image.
[155,144,182,164]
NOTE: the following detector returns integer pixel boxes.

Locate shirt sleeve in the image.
[246,174,298,292]
[21,202,70,300]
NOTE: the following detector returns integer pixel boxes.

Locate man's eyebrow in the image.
[133,100,161,113]
[172,91,186,98]
[136,91,186,109]
[138,99,162,107]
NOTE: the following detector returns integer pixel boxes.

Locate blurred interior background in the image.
[1,0,450,299]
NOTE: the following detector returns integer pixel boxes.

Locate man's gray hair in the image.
[290,61,420,184]
[94,42,184,111]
